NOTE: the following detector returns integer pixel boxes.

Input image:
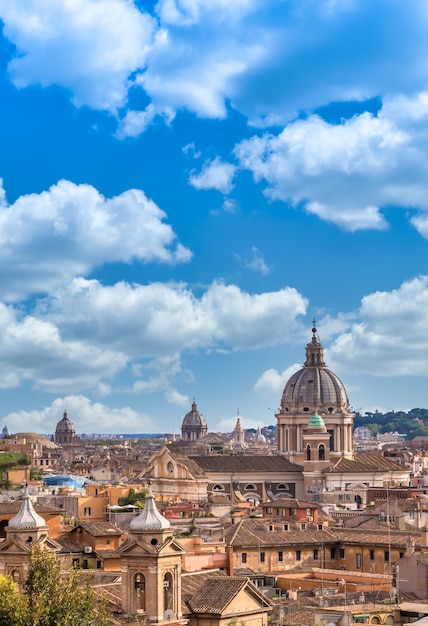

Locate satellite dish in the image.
[164,609,175,621]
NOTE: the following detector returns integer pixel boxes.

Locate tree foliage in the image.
[354,407,428,439]
[0,547,111,626]
[118,487,148,507]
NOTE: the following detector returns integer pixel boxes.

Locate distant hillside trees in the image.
[354,408,428,439]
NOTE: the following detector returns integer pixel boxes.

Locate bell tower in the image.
[120,487,187,624]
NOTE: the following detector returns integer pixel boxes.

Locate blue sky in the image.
[0,0,428,435]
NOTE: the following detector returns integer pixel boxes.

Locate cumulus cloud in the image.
[189,158,237,194]
[0,0,155,112]
[1,1,428,133]
[165,389,190,408]
[0,179,191,301]
[0,303,126,392]
[254,364,300,400]
[234,92,428,232]
[4,395,155,435]
[40,278,308,354]
[2,1,428,138]
[327,276,428,376]
[0,278,306,395]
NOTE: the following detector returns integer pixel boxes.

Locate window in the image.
[268,524,274,531]
[370,550,375,560]
[384,551,389,562]
[84,507,91,516]
[278,551,284,562]
[399,552,404,559]
[242,552,247,564]
[340,548,345,559]
[306,508,312,516]
[290,508,296,516]
[245,484,256,491]
[313,549,319,560]
[260,552,265,563]
[318,524,323,530]
[330,548,336,559]
[300,523,306,530]
[283,524,289,531]
[106,539,111,545]
[296,550,301,561]
[266,507,273,515]
[356,553,362,569]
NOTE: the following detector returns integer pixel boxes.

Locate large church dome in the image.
[280,325,350,415]
[276,324,354,461]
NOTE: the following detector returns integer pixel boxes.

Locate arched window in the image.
[245,484,256,491]
[318,444,325,461]
[306,444,311,461]
[212,484,225,491]
[134,573,146,612]
[163,572,173,612]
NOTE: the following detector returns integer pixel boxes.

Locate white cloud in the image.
[0,0,155,112]
[116,104,175,139]
[0,278,306,395]
[1,1,428,133]
[165,389,190,408]
[234,92,428,232]
[327,276,428,376]
[235,246,270,275]
[41,278,308,354]
[0,179,191,301]
[189,157,237,194]
[254,364,300,399]
[3,395,155,435]
[0,307,126,393]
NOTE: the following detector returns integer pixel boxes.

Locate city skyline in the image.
[0,2,428,434]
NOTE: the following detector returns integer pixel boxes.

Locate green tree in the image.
[0,547,111,626]
[118,487,148,507]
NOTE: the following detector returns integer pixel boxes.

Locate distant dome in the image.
[280,327,350,415]
[14,433,57,449]
[181,400,208,442]
[55,411,76,445]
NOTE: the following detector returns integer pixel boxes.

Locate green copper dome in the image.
[308,411,325,428]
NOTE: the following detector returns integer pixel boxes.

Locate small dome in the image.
[308,411,326,429]
[182,401,207,429]
[130,488,170,531]
[56,411,75,433]
[8,489,47,529]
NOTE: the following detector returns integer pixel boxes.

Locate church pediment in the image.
[347,482,369,491]
[143,445,205,482]
[157,537,185,555]
[0,537,32,555]
[118,539,156,556]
